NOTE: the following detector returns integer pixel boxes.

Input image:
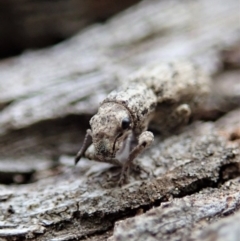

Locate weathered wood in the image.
[0,110,240,240]
[109,177,240,241]
[194,209,240,241]
[0,0,240,240]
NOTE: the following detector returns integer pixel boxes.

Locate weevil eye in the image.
[121,117,131,130]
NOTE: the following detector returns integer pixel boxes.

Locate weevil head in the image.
[89,103,133,161]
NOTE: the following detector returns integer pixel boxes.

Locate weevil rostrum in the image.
[75,60,210,183]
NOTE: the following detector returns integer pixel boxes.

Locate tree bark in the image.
[0,0,240,240]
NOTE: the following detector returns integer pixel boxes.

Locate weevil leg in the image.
[75,129,92,165]
[171,104,191,126]
[118,131,154,185]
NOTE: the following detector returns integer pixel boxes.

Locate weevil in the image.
[75,60,210,183]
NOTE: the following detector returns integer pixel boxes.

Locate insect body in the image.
[75,60,210,182]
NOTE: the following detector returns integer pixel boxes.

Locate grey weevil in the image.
[75,60,210,183]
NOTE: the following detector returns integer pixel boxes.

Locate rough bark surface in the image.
[0,0,240,240]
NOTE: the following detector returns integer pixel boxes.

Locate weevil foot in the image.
[117,131,154,186]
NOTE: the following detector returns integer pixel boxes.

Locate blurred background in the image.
[0,0,140,58]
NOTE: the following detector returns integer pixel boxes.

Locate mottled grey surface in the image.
[0,113,240,240]
[0,0,240,240]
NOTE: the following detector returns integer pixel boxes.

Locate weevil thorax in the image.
[90,102,133,160]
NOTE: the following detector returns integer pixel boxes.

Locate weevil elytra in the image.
[75,60,210,183]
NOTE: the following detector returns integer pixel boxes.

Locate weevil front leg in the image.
[75,129,92,165]
[171,104,191,126]
[118,131,154,185]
